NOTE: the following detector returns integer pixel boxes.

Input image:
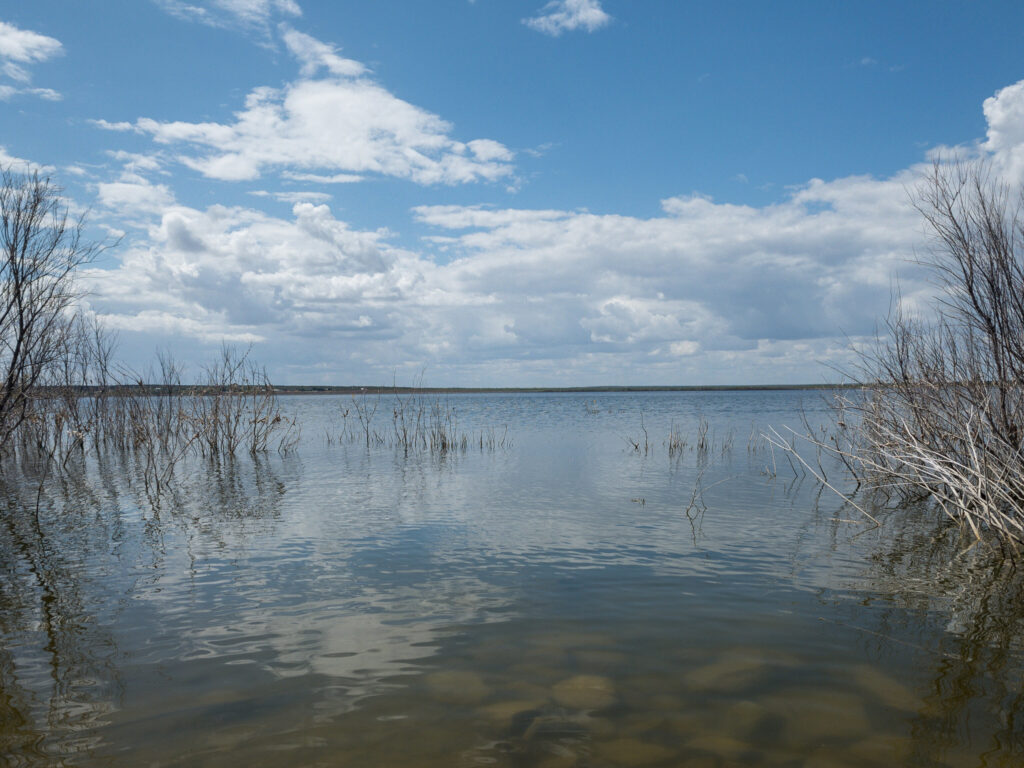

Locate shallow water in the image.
[2,391,1023,767]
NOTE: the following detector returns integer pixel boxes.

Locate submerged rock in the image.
[846,732,914,765]
[478,699,547,726]
[535,753,580,768]
[423,670,489,705]
[552,674,616,710]
[595,737,675,766]
[523,713,592,741]
[723,699,772,740]
[620,712,671,737]
[683,650,766,693]
[573,648,627,672]
[687,733,753,761]
[851,663,920,713]
[762,689,871,745]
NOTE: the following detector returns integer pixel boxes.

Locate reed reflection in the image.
[0,449,295,765]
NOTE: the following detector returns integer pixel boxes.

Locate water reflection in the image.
[0,450,296,765]
[0,460,124,765]
[846,510,1024,766]
[0,392,1022,766]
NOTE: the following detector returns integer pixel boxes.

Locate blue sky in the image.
[2,0,1024,385]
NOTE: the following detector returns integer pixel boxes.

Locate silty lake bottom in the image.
[2,391,1023,768]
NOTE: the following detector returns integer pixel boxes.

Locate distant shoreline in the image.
[269,383,856,395]
[29,382,859,398]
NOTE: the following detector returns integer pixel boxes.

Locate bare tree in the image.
[0,168,105,449]
[781,160,1024,545]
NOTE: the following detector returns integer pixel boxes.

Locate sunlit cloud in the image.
[525,0,611,36]
[121,29,514,185]
[0,20,62,100]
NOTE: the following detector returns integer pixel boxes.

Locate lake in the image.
[1,390,1022,767]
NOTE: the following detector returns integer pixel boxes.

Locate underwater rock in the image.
[478,699,547,726]
[686,733,753,761]
[763,689,870,745]
[523,713,592,742]
[595,737,675,766]
[683,650,766,693]
[535,753,580,768]
[846,733,914,765]
[552,674,616,710]
[423,670,489,705]
[573,648,626,672]
[723,699,771,740]
[620,712,670,736]
[852,664,920,713]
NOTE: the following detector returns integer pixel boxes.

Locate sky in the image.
[2,0,1024,386]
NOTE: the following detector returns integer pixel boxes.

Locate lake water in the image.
[2,390,1023,767]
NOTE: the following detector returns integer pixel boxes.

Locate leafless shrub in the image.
[190,344,296,457]
[775,160,1024,545]
[667,422,686,457]
[332,384,510,455]
[0,169,109,448]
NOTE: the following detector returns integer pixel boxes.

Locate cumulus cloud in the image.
[525,0,611,36]
[0,20,62,99]
[415,171,921,358]
[87,164,923,383]
[88,184,421,352]
[983,80,1024,185]
[125,30,514,185]
[84,78,1024,385]
[98,174,176,219]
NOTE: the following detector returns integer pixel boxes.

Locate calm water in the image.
[2,391,1023,767]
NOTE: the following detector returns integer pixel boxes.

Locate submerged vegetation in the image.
[330,387,511,455]
[625,415,761,460]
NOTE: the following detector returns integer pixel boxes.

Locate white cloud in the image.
[983,80,1024,185]
[106,150,164,174]
[97,174,176,220]
[88,183,419,352]
[81,78,1024,385]
[251,189,332,204]
[525,0,611,36]
[99,309,265,344]
[87,164,922,383]
[127,32,515,185]
[282,170,363,184]
[0,145,55,173]
[414,171,921,360]
[0,84,62,101]
[91,119,137,132]
[0,20,62,99]
[156,0,300,36]
[0,20,62,80]
[280,26,365,77]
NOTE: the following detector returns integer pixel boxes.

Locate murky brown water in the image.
[2,392,1023,767]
